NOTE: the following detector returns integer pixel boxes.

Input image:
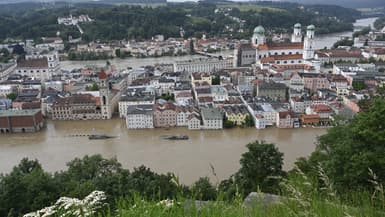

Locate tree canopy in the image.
[299,98,385,192]
[0,2,360,42]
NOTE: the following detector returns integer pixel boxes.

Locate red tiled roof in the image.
[311,104,333,113]
[273,54,303,61]
[279,111,291,119]
[17,58,48,68]
[198,96,213,103]
[329,50,362,58]
[272,64,314,72]
[315,51,329,58]
[260,57,275,63]
[54,94,97,106]
[374,48,385,55]
[99,70,107,79]
[258,42,303,51]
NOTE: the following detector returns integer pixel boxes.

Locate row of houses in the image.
[125,102,223,130]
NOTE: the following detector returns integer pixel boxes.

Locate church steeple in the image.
[252,25,266,47]
[99,69,111,119]
[303,25,315,60]
[291,23,302,43]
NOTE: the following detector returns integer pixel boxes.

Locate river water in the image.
[314,17,378,49]
[0,17,377,184]
[0,119,325,184]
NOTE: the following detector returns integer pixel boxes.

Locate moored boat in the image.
[88,134,116,140]
[160,134,189,140]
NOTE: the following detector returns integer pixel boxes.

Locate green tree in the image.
[235,141,285,195]
[128,165,177,199]
[6,92,17,101]
[158,93,174,101]
[244,115,254,127]
[352,80,365,91]
[307,98,385,192]
[57,155,125,199]
[212,75,220,85]
[90,83,99,91]
[223,119,235,128]
[0,158,59,217]
[192,177,217,200]
[333,38,354,48]
[115,49,121,58]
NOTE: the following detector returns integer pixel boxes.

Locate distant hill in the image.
[0,0,167,4]
[0,0,382,8]
[281,0,384,9]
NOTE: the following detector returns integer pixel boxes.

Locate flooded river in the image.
[0,119,326,184]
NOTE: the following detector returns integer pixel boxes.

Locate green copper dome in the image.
[294,23,301,28]
[253,26,265,35]
[307,24,315,30]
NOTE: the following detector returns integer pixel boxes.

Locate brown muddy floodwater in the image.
[0,119,326,184]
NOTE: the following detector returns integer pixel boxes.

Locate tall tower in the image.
[303,25,315,60]
[251,25,266,47]
[99,70,110,119]
[291,23,302,43]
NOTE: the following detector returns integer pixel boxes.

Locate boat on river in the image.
[160,134,189,140]
[88,134,116,140]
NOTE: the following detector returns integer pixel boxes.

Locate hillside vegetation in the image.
[0,1,360,42]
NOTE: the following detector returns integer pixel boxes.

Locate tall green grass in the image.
[101,167,384,217]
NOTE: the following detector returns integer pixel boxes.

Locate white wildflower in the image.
[23,191,107,217]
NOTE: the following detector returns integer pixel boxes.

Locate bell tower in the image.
[99,70,111,119]
[291,23,302,43]
[303,25,315,60]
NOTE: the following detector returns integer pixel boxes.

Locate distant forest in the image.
[0,1,361,42]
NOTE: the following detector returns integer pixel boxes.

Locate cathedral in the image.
[233,23,319,71]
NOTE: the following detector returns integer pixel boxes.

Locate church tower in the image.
[303,25,315,60]
[291,23,302,43]
[251,25,266,47]
[99,70,111,119]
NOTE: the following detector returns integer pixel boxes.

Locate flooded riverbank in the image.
[0,119,326,184]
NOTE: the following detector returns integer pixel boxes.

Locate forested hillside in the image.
[0,1,360,42]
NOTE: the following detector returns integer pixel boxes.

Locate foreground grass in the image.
[101,194,381,217]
